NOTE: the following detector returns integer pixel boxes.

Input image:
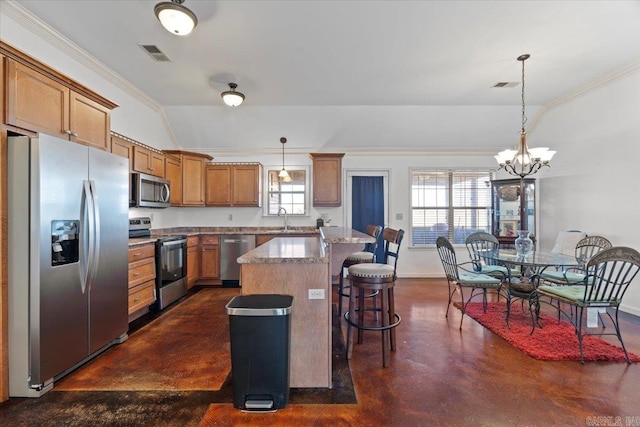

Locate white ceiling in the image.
[9,0,640,153]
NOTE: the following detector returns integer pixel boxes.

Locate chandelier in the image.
[495,54,556,178]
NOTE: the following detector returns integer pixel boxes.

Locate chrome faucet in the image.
[277,207,288,231]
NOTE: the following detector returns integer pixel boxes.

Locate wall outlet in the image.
[308,289,325,300]
[228,214,233,221]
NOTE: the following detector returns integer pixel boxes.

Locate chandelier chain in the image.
[521,56,527,133]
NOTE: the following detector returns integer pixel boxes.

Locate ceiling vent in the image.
[492,82,519,88]
[138,44,171,62]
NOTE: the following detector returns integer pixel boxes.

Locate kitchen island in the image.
[238,236,331,388]
[237,227,375,388]
[320,226,376,284]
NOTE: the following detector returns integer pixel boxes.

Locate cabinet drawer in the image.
[128,257,155,288]
[128,280,156,314]
[128,244,155,262]
[187,235,200,247]
[200,235,219,245]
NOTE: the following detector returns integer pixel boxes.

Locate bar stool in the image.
[337,224,383,317]
[345,228,404,367]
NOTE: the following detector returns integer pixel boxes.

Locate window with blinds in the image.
[411,169,492,245]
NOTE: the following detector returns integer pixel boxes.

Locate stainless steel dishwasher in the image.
[220,235,256,287]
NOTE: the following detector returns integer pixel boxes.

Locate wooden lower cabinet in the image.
[200,235,220,282]
[186,235,200,289]
[128,243,157,321]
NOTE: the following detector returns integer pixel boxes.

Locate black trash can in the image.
[225,294,293,411]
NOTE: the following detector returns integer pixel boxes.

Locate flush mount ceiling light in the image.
[279,137,291,182]
[495,54,556,178]
[154,0,198,36]
[221,83,245,107]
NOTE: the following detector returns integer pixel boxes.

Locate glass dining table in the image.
[480,249,580,277]
[477,249,580,332]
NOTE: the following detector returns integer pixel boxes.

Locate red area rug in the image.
[455,302,640,362]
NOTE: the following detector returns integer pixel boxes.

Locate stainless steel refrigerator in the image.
[8,133,129,397]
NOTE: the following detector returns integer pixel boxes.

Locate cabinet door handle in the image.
[64,129,72,135]
[72,132,78,137]
[133,252,141,257]
[133,297,141,302]
[133,272,141,276]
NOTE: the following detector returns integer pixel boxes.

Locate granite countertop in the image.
[154,226,319,236]
[128,237,158,247]
[319,226,375,244]
[238,236,328,264]
[128,226,320,246]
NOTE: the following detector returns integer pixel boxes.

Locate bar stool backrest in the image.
[381,228,404,278]
[363,225,384,261]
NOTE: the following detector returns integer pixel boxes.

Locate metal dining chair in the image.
[539,235,612,286]
[436,236,506,330]
[537,246,640,364]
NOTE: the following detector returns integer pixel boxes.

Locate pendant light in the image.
[279,137,291,182]
[495,54,556,178]
[154,0,198,36]
[221,83,245,107]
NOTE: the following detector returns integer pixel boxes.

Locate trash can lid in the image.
[226,294,293,316]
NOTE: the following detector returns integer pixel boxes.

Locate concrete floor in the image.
[2,278,639,426]
[201,278,640,426]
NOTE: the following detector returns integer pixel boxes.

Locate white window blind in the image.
[411,170,492,245]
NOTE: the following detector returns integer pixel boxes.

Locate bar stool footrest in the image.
[344,310,401,331]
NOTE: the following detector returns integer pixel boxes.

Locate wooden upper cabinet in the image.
[5,60,69,138]
[310,153,344,207]
[182,154,206,205]
[4,56,115,151]
[133,145,165,178]
[110,135,133,171]
[163,150,213,206]
[164,155,182,206]
[233,164,262,206]
[69,91,111,150]
[205,164,232,206]
[205,163,262,207]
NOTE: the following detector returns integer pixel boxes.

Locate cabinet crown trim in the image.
[1,40,118,110]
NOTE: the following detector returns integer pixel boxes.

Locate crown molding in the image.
[528,58,640,133]
[2,1,178,146]
[181,146,501,157]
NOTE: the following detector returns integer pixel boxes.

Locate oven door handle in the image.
[160,239,186,247]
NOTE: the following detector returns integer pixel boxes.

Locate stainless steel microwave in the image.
[131,172,170,208]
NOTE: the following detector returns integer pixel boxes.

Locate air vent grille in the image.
[138,44,171,62]
[492,82,518,88]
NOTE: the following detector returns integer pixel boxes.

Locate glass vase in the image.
[515,230,533,256]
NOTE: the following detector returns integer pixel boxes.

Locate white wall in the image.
[4,4,639,315]
[0,10,176,150]
[532,69,640,315]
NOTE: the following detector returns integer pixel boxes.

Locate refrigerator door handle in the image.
[87,180,101,292]
[79,180,95,294]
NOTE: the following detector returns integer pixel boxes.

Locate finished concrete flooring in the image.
[2,278,639,426]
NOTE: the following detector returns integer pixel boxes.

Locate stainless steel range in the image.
[155,235,187,309]
[129,217,187,310]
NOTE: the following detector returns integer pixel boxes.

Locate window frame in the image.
[409,168,493,247]
[263,165,310,217]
